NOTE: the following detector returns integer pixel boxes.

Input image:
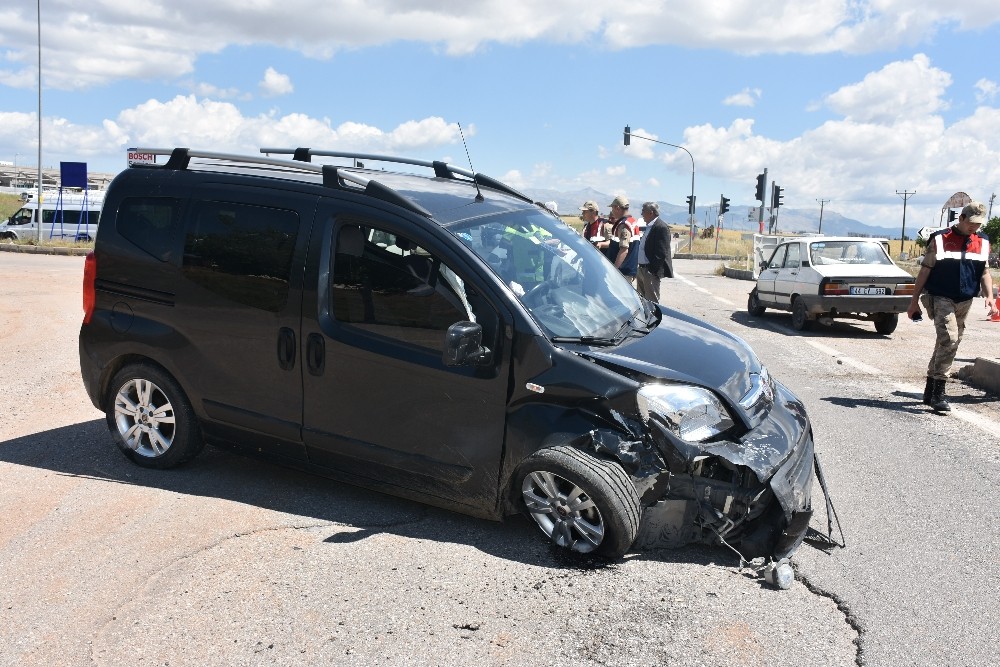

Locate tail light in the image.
[895,283,915,296]
[821,280,849,295]
[83,251,96,324]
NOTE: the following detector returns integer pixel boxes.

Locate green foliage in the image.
[0,193,22,220]
[982,216,1000,247]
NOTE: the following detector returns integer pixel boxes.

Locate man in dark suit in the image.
[636,201,673,302]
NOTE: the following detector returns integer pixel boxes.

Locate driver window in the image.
[768,245,787,270]
[332,224,490,354]
[785,243,801,269]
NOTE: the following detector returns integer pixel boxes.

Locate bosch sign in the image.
[127,150,157,166]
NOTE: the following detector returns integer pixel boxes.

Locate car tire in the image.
[874,313,899,335]
[105,363,204,469]
[791,298,812,331]
[748,288,766,316]
[516,445,641,559]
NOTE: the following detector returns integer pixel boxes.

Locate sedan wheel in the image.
[748,288,766,316]
[791,298,812,331]
[874,312,899,335]
[107,364,203,468]
[517,446,640,559]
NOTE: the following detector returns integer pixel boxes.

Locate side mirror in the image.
[443,321,492,366]
[759,260,768,271]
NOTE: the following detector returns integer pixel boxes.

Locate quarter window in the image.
[117,197,184,261]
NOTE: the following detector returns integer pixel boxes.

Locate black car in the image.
[79,147,816,561]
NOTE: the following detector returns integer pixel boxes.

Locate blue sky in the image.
[1,1,999,230]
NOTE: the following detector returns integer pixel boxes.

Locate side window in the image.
[182,200,299,312]
[332,224,477,353]
[117,197,184,262]
[767,245,787,270]
[785,243,801,269]
[10,208,32,226]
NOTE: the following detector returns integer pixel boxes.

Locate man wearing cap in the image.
[907,201,997,412]
[636,201,673,302]
[605,195,639,282]
[580,200,611,252]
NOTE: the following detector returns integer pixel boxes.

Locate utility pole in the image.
[816,198,829,234]
[989,193,996,220]
[896,189,916,257]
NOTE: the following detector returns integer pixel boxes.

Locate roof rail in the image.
[127,147,433,217]
[259,148,532,203]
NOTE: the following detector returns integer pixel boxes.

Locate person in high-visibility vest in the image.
[907,201,998,412]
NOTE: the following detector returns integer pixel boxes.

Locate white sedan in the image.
[748,236,916,334]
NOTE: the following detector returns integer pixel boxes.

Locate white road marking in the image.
[677,275,734,305]
[894,382,1000,438]
[804,340,885,375]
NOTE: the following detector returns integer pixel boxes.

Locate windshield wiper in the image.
[550,335,618,346]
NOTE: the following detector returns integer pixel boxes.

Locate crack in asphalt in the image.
[796,569,865,667]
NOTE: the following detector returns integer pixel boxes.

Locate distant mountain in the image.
[522,187,901,239]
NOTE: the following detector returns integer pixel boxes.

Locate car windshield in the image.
[809,240,893,266]
[448,208,645,340]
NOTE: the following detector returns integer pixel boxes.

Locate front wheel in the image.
[748,288,766,316]
[874,312,899,335]
[516,446,640,559]
[105,363,203,468]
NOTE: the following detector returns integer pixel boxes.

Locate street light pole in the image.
[623,127,695,249]
[36,0,43,241]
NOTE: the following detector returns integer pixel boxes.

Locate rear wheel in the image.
[516,446,640,559]
[791,297,812,331]
[874,312,899,335]
[748,288,766,316]
[106,363,203,468]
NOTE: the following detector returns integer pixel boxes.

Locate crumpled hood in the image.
[580,307,757,408]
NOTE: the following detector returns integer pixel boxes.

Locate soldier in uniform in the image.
[907,201,997,412]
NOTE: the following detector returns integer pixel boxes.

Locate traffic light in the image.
[719,195,730,216]
[686,195,696,215]
[773,184,784,208]
[948,209,957,222]
[624,125,630,146]
[755,173,766,202]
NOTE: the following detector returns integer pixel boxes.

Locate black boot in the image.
[929,378,951,413]
[923,377,934,405]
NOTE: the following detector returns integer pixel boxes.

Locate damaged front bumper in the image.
[592,380,815,560]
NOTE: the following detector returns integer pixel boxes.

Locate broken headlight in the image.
[636,384,736,443]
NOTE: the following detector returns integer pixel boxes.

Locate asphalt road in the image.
[1,252,996,666]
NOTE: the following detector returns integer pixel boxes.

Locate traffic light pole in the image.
[623,127,695,250]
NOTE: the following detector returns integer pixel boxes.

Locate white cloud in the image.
[1,2,997,90]
[0,97,465,171]
[605,165,626,176]
[824,54,951,123]
[975,78,998,103]
[605,55,1000,227]
[723,88,762,107]
[259,67,293,97]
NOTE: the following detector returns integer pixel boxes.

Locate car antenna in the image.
[458,122,484,202]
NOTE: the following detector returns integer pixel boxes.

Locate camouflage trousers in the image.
[920,294,973,380]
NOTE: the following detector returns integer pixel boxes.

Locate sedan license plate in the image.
[850,286,888,295]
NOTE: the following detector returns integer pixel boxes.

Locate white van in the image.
[1,190,105,242]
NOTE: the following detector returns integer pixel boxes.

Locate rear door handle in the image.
[277,327,296,371]
[306,333,325,376]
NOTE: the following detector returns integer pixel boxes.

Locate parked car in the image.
[748,236,915,334]
[0,189,104,242]
[80,147,818,562]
